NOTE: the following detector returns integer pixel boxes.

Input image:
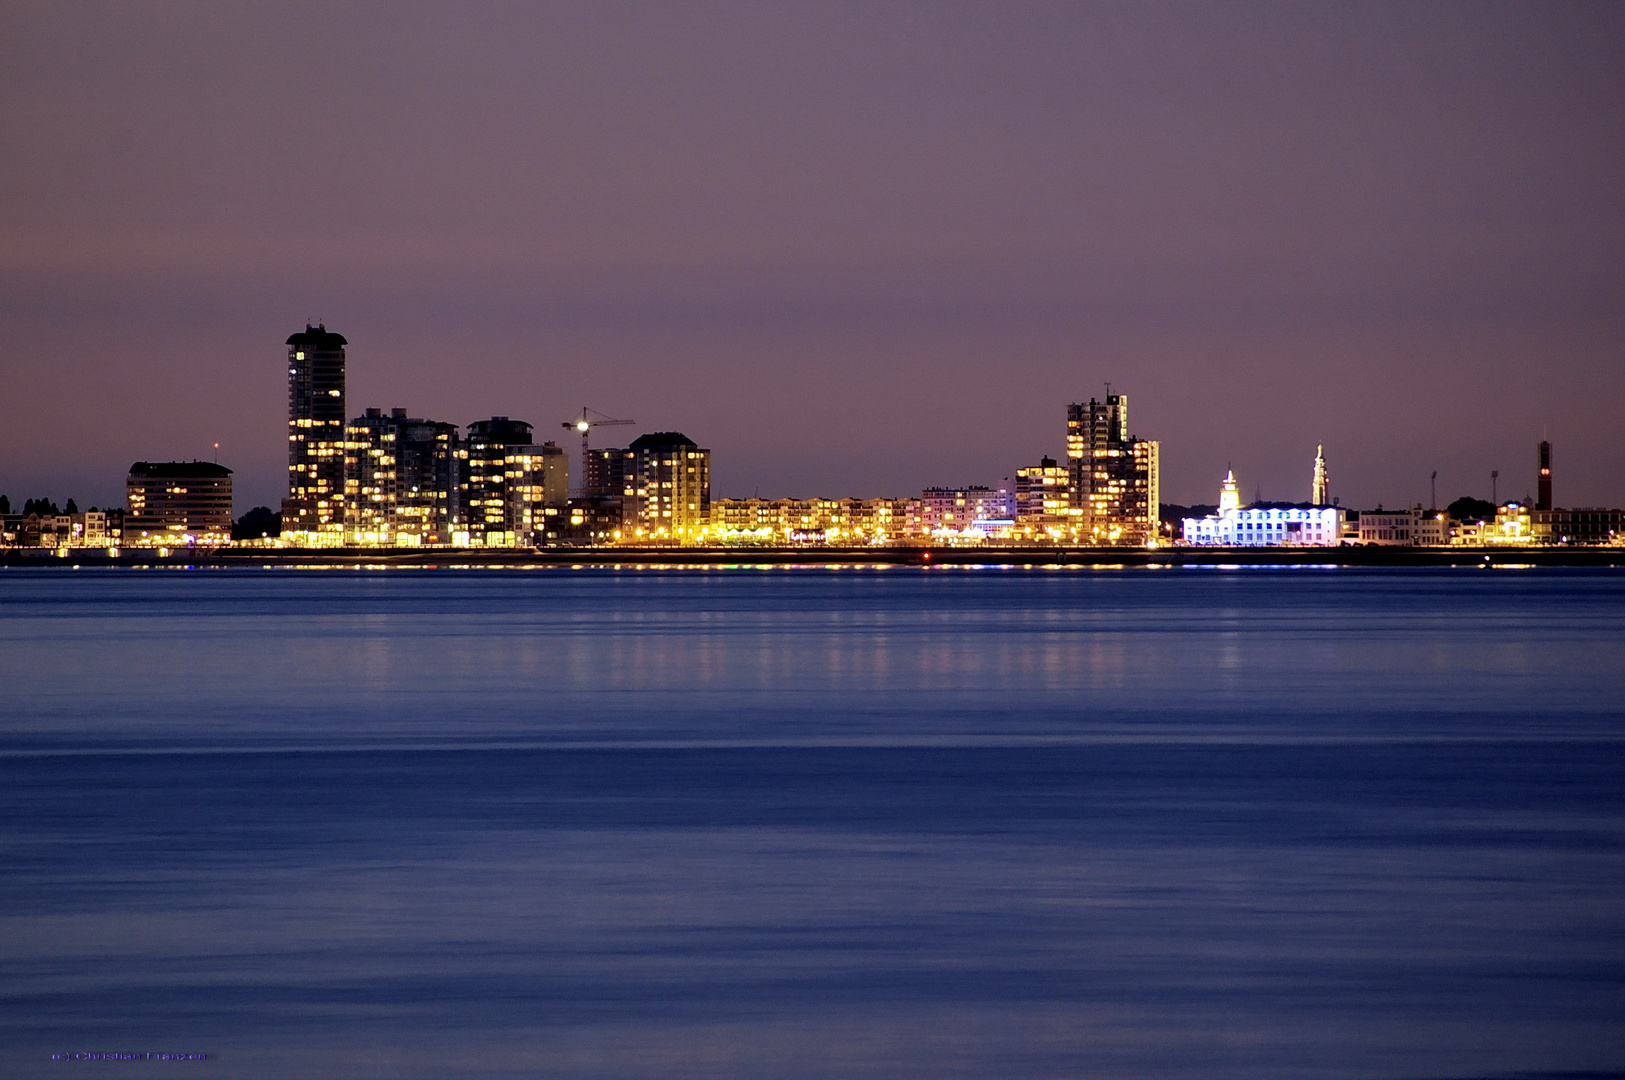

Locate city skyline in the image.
[2,317,1605,520]
[3,4,1623,512]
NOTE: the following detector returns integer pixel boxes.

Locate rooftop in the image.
[629,431,699,450]
[128,460,233,478]
[286,323,348,349]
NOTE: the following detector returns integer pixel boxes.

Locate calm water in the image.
[2,566,1623,1079]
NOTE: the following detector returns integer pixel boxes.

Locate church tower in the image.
[1312,445,1330,506]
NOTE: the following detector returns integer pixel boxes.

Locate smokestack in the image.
[1537,441,1552,512]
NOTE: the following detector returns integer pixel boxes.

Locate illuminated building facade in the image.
[344,408,397,545]
[1182,468,1341,546]
[706,497,918,545]
[623,432,710,542]
[462,417,534,545]
[283,324,347,544]
[1312,445,1330,506]
[1015,458,1070,524]
[459,418,568,546]
[344,409,462,545]
[393,414,461,544]
[505,441,569,544]
[1066,395,1160,544]
[1184,503,1342,546]
[922,487,1015,538]
[125,461,233,545]
[1,512,110,548]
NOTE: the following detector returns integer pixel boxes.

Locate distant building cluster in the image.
[3,325,1621,551]
[268,325,1162,549]
[1179,440,1621,547]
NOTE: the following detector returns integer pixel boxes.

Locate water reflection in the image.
[1,568,1623,1078]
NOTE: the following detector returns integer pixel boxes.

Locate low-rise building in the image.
[1531,508,1625,545]
[562,495,625,544]
[1358,508,1420,545]
[1185,504,1342,546]
[706,497,921,545]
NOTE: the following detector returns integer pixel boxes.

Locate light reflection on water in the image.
[1,567,1623,1079]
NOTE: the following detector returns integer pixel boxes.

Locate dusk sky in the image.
[3,1,1622,513]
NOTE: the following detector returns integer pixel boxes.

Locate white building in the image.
[1182,469,1343,546]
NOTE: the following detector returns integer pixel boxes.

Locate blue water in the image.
[2,566,1623,1078]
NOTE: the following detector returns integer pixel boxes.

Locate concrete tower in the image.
[1312,445,1330,506]
[283,324,348,544]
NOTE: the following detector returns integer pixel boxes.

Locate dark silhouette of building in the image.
[126,461,233,544]
[283,324,348,543]
[584,447,633,499]
[1537,440,1552,512]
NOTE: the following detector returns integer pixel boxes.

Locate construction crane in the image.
[562,407,635,494]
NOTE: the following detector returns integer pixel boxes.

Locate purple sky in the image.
[3,2,1622,513]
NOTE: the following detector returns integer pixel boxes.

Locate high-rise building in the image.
[1312,445,1330,505]
[344,408,397,546]
[1537,440,1552,512]
[125,461,233,545]
[344,408,461,546]
[459,418,568,546]
[462,417,535,546]
[283,324,347,544]
[393,412,461,544]
[1065,394,1160,544]
[623,432,710,542]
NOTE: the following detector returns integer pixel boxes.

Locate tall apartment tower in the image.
[344,408,461,545]
[1537,440,1552,512]
[462,417,537,546]
[1065,394,1160,545]
[624,432,711,542]
[1312,445,1330,505]
[460,418,569,546]
[283,324,347,544]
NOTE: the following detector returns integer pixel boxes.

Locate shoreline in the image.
[5,545,1625,569]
